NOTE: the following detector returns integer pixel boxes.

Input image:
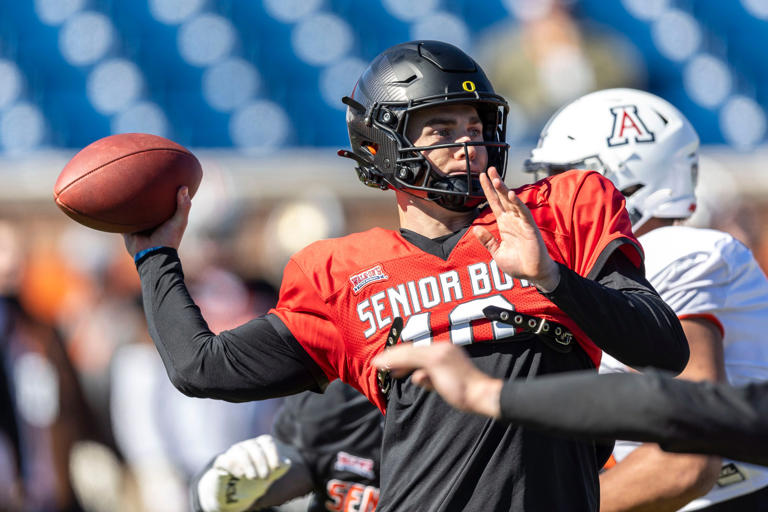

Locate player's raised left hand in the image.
[474,167,560,292]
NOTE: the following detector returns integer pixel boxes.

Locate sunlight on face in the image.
[405,104,488,177]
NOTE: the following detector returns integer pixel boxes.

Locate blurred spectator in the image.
[685,157,768,272]
[477,0,644,142]
[0,219,106,511]
[110,264,282,512]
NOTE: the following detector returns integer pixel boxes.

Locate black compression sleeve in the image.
[498,370,768,466]
[137,248,327,401]
[541,247,689,373]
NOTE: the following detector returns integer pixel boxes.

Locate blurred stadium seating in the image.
[0,0,765,154]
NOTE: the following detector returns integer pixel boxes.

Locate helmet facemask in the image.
[394,100,509,211]
[524,154,607,182]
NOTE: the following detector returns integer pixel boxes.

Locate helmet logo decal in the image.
[462,81,476,92]
[607,105,655,147]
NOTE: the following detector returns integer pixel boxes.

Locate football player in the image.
[123,41,688,511]
[524,88,768,511]
[191,381,381,512]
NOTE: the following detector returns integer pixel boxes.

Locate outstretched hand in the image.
[372,343,503,419]
[474,168,560,292]
[123,186,191,257]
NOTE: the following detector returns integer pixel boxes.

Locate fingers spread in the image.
[488,167,510,198]
[505,189,522,214]
[473,226,499,256]
[480,172,505,216]
[486,166,501,182]
[505,189,538,228]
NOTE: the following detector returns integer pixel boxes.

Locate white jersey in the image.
[600,225,768,509]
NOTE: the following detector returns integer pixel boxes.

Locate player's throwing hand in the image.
[122,186,191,257]
[474,167,560,292]
[196,435,292,512]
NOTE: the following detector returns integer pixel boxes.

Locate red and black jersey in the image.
[138,170,687,511]
[271,171,641,412]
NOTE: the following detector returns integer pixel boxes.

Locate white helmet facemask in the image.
[525,88,699,231]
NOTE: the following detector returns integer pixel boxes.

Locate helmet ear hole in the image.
[379,109,397,127]
[362,142,378,157]
[397,166,415,183]
[397,159,429,185]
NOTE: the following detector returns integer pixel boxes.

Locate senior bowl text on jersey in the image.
[355,257,533,344]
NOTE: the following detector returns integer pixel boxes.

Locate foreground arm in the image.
[373,343,768,466]
[599,318,725,512]
[499,369,768,465]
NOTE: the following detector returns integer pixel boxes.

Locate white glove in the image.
[197,435,292,512]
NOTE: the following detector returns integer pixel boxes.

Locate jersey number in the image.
[401,295,516,345]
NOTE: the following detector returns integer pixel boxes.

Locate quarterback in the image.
[525,88,768,511]
[124,42,687,511]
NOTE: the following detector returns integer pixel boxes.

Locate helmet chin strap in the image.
[427,175,485,212]
[391,175,485,213]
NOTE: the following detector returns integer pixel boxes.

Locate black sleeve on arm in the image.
[499,370,768,466]
[137,248,328,401]
[541,243,689,373]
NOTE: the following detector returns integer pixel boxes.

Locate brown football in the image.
[54,133,202,233]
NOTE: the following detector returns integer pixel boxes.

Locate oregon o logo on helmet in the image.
[462,81,476,92]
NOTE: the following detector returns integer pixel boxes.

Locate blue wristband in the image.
[134,246,166,263]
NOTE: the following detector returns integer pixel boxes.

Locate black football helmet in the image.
[339,40,509,211]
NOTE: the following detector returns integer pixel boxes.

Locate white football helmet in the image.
[525,88,699,231]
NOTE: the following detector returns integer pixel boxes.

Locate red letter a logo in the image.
[607,105,655,147]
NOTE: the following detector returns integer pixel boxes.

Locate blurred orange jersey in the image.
[271,170,641,412]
